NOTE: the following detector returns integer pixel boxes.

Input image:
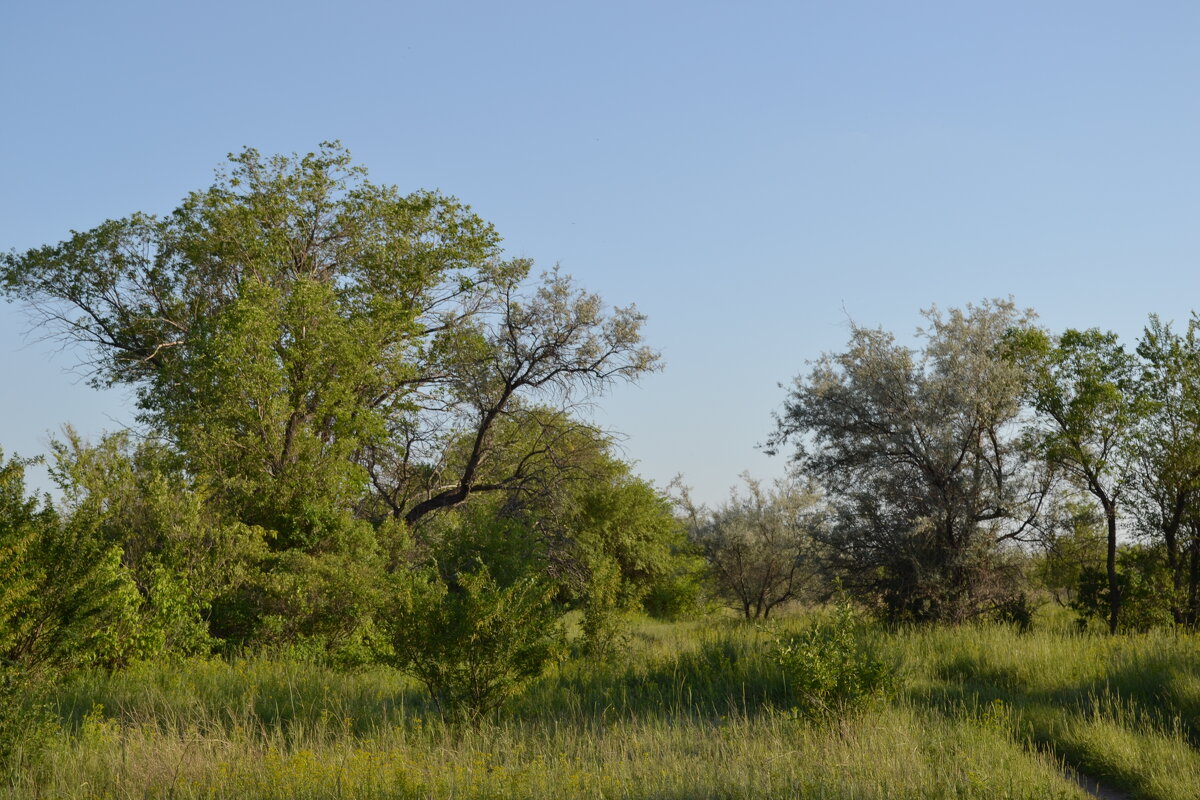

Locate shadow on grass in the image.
[512,631,797,725]
[919,645,1198,800]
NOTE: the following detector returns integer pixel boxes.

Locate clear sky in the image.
[3,1,1200,505]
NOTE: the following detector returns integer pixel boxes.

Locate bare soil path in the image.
[1066,768,1135,800]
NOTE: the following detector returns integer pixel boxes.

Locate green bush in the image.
[771,604,898,716]
[383,561,564,720]
[47,431,273,660]
[577,556,628,658]
[0,451,129,771]
[1,450,144,671]
[212,549,382,659]
[1073,547,1175,632]
[641,549,711,620]
[0,667,58,780]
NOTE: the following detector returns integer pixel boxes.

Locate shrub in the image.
[1073,547,1175,632]
[641,549,711,620]
[0,667,54,781]
[771,603,897,716]
[991,591,1035,632]
[1,450,144,671]
[383,561,564,720]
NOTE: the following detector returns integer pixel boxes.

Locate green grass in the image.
[6,611,1200,798]
[900,621,1200,799]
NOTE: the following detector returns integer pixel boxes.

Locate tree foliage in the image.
[771,300,1044,622]
[1010,327,1145,633]
[688,475,823,620]
[2,144,658,551]
[1131,315,1200,624]
[1031,499,1106,609]
[0,450,139,672]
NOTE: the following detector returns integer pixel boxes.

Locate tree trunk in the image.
[1105,501,1120,634]
[1188,538,1199,627]
[1163,501,1184,624]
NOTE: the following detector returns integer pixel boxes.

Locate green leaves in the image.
[772,603,898,716]
[773,300,1041,622]
[2,144,663,670]
[2,144,513,549]
[0,449,144,673]
[383,560,564,720]
[0,452,41,664]
[4,145,659,546]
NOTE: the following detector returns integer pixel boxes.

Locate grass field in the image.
[5,610,1199,799]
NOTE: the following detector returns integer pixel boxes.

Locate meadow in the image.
[4,608,1199,800]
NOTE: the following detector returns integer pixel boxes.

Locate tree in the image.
[1132,315,1200,624]
[1012,328,1144,633]
[363,269,659,528]
[2,144,658,550]
[770,300,1045,622]
[1031,499,1106,608]
[688,475,823,620]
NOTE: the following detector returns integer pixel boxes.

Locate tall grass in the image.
[898,621,1200,799]
[7,612,1198,799]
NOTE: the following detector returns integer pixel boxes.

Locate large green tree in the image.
[1011,328,1145,633]
[1132,315,1200,624]
[2,144,658,550]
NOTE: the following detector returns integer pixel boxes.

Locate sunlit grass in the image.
[6,610,1200,799]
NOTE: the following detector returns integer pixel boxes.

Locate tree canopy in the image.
[770,300,1045,621]
[2,143,659,550]
[1010,327,1145,633]
[1,144,682,688]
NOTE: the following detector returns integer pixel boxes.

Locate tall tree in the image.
[1133,315,1200,624]
[770,300,1045,622]
[2,145,658,548]
[1012,328,1144,633]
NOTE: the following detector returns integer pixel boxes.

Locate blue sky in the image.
[3,1,1200,504]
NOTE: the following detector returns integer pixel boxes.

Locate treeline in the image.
[2,144,1197,724]
[760,301,1200,634]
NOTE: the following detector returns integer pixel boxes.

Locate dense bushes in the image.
[1,427,706,720]
[0,451,140,769]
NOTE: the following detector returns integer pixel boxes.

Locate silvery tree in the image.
[688,475,824,620]
[770,300,1047,622]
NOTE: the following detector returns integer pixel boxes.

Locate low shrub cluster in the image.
[771,604,897,715]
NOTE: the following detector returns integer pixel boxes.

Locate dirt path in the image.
[1066,768,1135,800]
